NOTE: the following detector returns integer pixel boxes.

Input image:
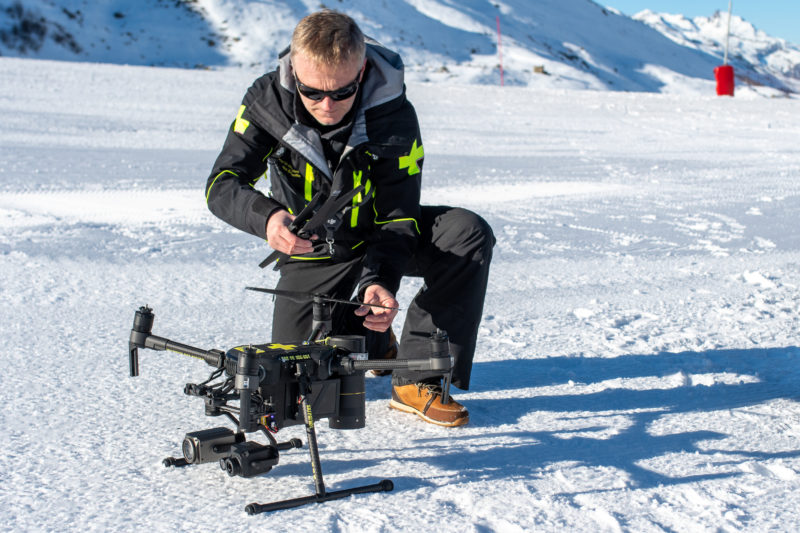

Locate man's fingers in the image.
[266,209,315,255]
[362,313,392,332]
[355,285,398,331]
[274,230,314,255]
[360,303,398,332]
[288,238,314,254]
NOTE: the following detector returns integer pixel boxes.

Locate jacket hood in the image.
[277,37,405,114]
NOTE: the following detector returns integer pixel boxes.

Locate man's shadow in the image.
[352,346,800,492]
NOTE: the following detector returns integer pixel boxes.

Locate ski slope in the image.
[3,0,799,94]
[1,56,800,531]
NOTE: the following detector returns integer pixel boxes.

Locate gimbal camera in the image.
[128,287,454,514]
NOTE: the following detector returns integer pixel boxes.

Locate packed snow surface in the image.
[2,57,800,531]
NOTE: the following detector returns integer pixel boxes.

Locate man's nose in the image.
[320,96,335,110]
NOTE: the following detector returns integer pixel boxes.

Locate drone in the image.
[128,287,454,514]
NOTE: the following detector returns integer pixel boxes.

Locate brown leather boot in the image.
[370,328,398,377]
[389,383,469,427]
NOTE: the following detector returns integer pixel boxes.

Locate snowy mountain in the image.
[634,9,800,93]
[1,0,799,94]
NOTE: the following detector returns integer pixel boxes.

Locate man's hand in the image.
[354,284,399,332]
[266,209,315,255]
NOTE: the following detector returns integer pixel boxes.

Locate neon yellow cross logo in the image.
[234,105,250,135]
[267,343,296,350]
[234,346,264,353]
[399,139,424,176]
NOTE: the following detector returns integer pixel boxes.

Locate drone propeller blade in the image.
[315,295,400,311]
[245,286,399,311]
[245,287,313,303]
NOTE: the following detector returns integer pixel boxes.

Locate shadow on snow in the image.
[355,346,800,492]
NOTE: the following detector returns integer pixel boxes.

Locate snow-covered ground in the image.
[2,56,800,531]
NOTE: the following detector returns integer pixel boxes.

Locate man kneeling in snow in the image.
[206,10,494,426]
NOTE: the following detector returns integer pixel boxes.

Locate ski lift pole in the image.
[496,15,504,86]
[723,0,732,65]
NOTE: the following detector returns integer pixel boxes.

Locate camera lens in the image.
[182,437,198,464]
[222,457,241,477]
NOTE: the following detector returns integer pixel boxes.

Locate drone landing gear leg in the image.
[244,379,393,515]
[163,457,189,468]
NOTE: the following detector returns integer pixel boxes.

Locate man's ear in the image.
[359,59,367,81]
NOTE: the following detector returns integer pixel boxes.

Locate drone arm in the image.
[129,344,139,377]
[344,356,454,404]
[128,306,225,377]
[345,356,452,373]
[141,335,225,368]
[339,330,454,402]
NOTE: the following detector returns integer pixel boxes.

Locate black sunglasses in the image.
[295,73,360,102]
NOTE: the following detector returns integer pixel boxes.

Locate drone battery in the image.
[182,427,244,464]
[301,379,340,421]
[329,372,365,429]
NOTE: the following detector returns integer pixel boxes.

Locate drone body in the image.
[127,289,452,514]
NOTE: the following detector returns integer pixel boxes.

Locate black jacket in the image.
[205,41,424,294]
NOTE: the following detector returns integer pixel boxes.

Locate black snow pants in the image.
[270,206,494,390]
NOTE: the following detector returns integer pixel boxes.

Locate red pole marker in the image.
[715,65,735,96]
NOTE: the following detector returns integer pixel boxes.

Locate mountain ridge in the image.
[1,0,798,95]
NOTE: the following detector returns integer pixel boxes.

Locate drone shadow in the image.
[336,347,800,493]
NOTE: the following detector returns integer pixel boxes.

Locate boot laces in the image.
[417,382,442,397]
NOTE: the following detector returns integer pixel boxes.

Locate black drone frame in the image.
[128,287,454,514]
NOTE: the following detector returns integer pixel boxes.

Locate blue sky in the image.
[603,1,800,45]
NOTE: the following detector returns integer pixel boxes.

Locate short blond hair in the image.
[291,10,366,67]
